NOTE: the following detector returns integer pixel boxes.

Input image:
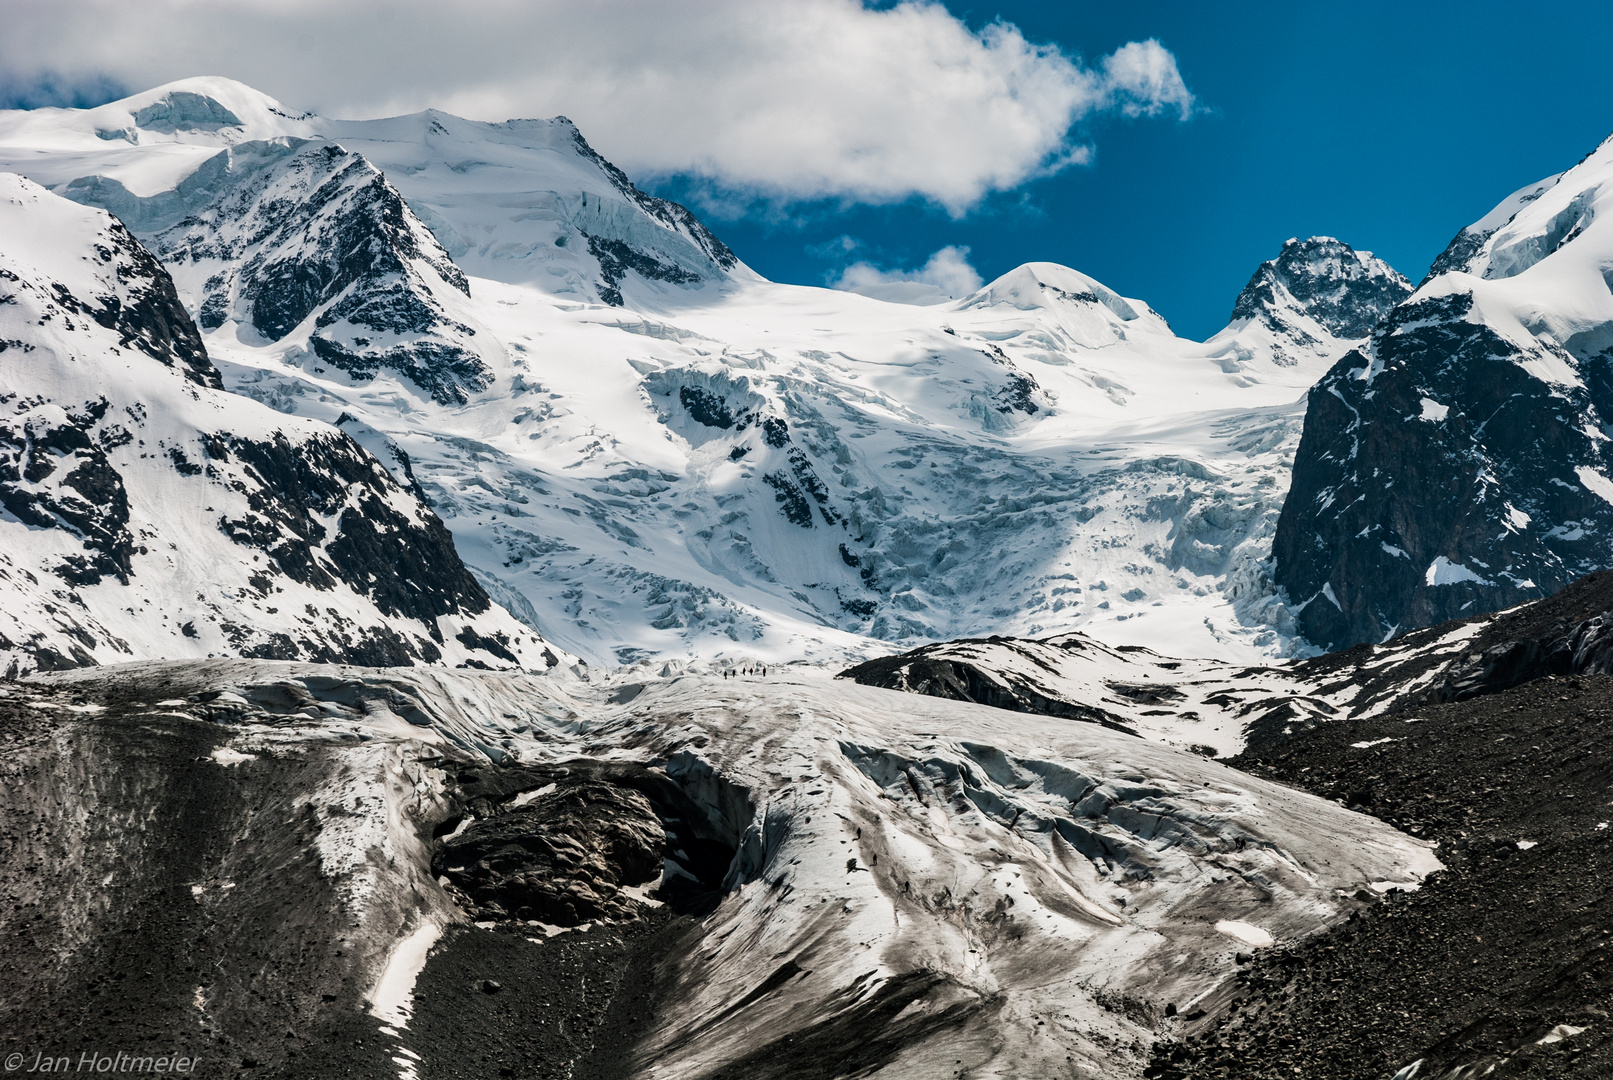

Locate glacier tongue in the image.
[605,672,1438,1077]
[25,658,1440,1077]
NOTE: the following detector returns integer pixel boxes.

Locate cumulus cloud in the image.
[0,0,1196,213]
[1101,40,1198,119]
[833,245,984,304]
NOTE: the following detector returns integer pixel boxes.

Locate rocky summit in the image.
[1228,235,1412,365]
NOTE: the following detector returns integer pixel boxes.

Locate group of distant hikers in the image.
[722,666,768,678]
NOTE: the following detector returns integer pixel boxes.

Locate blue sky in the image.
[651,2,1613,339]
[5,1,1613,341]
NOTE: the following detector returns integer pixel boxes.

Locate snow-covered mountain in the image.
[1275,134,1613,649]
[0,173,563,675]
[0,78,1411,670]
[12,72,1612,1080]
[0,78,747,311]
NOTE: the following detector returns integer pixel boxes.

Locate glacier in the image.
[0,77,1412,669]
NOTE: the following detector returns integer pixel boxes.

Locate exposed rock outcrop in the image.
[1275,135,1613,649]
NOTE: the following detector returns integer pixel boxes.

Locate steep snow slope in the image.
[0,79,1408,666]
[0,173,563,675]
[11,658,1438,1078]
[1276,132,1613,648]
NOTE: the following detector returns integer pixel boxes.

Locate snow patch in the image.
[507,783,557,807]
[1575,465,1613,506]
[1538,1024,1587,1045]
[1214,920,1275,948]
[209,746,257,766]
[1369,879,1422,894]
[368,919,442,1031]
[1424,557,1490,587]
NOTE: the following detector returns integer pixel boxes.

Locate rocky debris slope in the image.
[0,674,465,1079]
[843,570,1613,756]
[1148,665,1613,1078]
[1,657,1437,1078]
[0,173,561,674]
[1275,132,1613,649]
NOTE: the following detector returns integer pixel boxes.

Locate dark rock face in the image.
[762,470,815,527]
[435,781,665,925]
[0,399,134,588]
[0,221,212,593]
[1273,291,1613,650]
[0,215,218,388]
[0,395,510,669]
[678,385,739,429]
[982,343,1042,415]
[585,233,702,308]
[219,429,494,629]
[1230,236,1411,341]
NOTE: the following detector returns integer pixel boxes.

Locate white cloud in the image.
[0,0,1196,213]
[1100,40,1198,119]
[833,245,983,304]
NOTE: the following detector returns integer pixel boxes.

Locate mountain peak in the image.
[962,262,1169,324]
[27,77,316,146]
[1230,235,1410,340]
